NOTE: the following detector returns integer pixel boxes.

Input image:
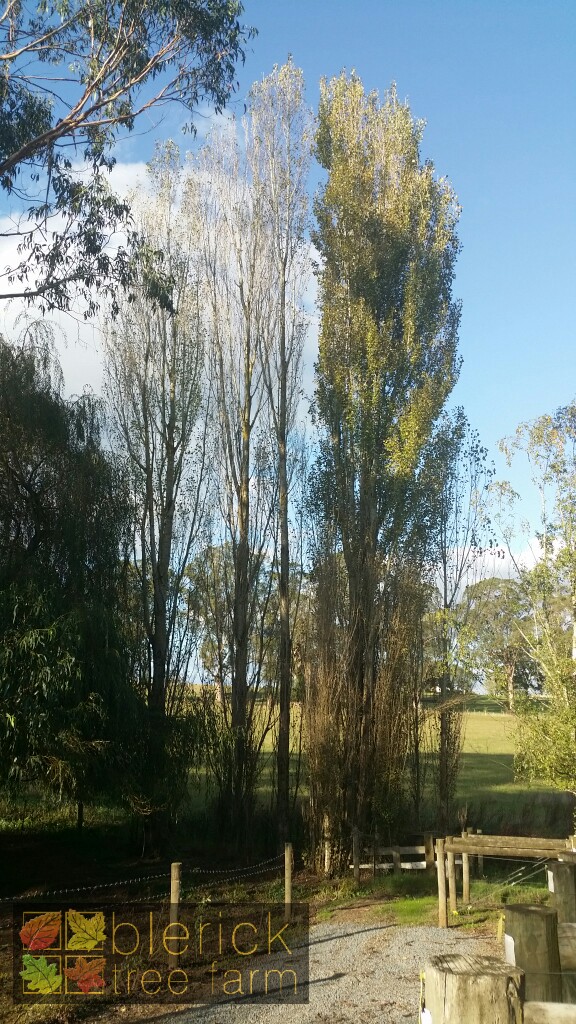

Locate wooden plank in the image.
[424,833,435,872]
[445,841,564,860]
[462,849,470,905]
[352,860,426,871]
[524,1002,576,1023]
[477,827,484,877]
[559,851,576,864]
[447,850,458,914]
[436,838,447,928]
[453,835,568,851]
[504,904,562,1003]
[376,845,426,855]
[558,922,576,970]
[548,861,576,923]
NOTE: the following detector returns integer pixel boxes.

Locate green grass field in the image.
[457,711,574,837]
[0,705,573,840]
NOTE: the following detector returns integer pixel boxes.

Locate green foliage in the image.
[464,576,543,705]
[308,73,462,856]
[0,329,143,801]
[499,406,576,793]
[0,1,253,311]
[314,75,461,500]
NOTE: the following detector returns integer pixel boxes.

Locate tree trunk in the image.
[506,660,515,711]
[425,954,524,1023]
[277,272,292,843]
[230,326,252,851]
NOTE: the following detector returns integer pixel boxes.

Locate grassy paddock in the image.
[457,711,574,836]
[0,708,573,844]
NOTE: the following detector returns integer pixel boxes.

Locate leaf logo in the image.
[21,954,62,994]
[64,955,106,994]
[66,910,106,950]
[20,912,61,951]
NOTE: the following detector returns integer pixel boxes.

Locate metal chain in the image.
[184,854,284,878]
[186,864,284,890]
[0,854,284,904]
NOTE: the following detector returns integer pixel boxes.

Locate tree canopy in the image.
[0,0,253,312]
[0,329,136,800]
[308,73,462,862]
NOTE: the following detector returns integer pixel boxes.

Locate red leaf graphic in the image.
[64,956,106,994]
[20,912,61,951]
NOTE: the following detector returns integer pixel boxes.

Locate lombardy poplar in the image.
[312,74,461,842]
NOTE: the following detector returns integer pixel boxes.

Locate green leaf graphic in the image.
[67,910,106,950]
[21,954,62,994]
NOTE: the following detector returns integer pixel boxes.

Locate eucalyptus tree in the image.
[310,73,461,858]
[247,59,311,840]
[500,406,576,792]
[104,145,210,834]
[0,0,253,312]
[463,576,541,710]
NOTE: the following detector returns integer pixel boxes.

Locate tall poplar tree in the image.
[247,59,311,841]
[104,146,210,843]
[311,74,461,853]
[192,122,278,847]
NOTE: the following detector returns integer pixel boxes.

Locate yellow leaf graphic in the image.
[67,910,106,950]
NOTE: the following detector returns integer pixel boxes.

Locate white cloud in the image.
[190,104,236,141]
[0,161,154,397]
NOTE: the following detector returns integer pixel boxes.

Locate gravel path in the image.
[162,919,499,1024]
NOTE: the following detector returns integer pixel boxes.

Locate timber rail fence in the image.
[435,832,576,928]
[421,832,576,1023]
[348,828,436,880]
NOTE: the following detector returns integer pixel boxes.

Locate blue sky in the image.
[227,0,576,539]
[109,0,576,540]
[2,0,575,547]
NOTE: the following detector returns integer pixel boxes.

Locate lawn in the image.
[456,711,574,837]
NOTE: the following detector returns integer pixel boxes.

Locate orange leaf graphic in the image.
[64,956,106,994]
[20,912,61,951]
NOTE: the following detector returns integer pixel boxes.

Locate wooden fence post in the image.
[504,904,563,1003]
[558,921,576,1004]
[477,828,484,877]
[466,826,475,877]
[169,862,181,970]
[392,848,401,875]
[425,953,524,1023]
[352,827,360,883]
[284,842,292,923]
[323,814,331,877]
[462,830,470,906]
[424,833,435,873]
[436,838,447,928]
[447,845,458,915]
[170,861,181,912]
[547,861,576,923]
[372,831,378,879]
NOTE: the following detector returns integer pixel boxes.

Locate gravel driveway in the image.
[159,918,499,1024]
